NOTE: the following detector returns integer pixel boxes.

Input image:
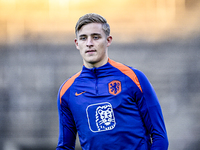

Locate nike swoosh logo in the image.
[75,91,86,96]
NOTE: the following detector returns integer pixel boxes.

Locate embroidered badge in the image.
[108,80,121,95]
[86,102,116,132]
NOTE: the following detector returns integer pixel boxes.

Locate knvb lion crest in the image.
[108,80,121,95]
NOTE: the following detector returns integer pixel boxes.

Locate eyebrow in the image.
[79,33,101,37]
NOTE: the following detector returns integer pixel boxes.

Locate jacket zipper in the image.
[93,68,98,95]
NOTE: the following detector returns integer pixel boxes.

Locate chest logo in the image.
[75,91,86,96]
[86,102,116,132]
[108,80,121,95]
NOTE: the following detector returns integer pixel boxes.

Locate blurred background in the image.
[0,0,200,150]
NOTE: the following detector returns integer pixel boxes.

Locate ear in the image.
[74,38,79,49]
[106,35,112,47]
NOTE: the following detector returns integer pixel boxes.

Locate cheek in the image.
[77,44,84,53]
[79,49,85,57]
[98,43,107,51]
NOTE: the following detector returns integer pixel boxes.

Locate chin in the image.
[87,60,98,65]
[85,57,99,64]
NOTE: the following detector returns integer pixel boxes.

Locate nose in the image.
[86,37,93,47]
[104,112,108,119]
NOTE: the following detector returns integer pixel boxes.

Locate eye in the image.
[80,36,86,41]
[93,36,100,40]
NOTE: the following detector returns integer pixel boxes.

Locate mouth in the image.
[85,50,97,54]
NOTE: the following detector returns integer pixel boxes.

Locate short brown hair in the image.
[75,13,110,36]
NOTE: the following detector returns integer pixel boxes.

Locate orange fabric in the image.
[60,71,81,104]
[108,59,143,92]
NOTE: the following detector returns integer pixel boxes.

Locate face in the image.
[75,23,112,68]
[98,108,113,125]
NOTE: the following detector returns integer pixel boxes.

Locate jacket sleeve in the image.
[56,87,77,150]
[134,69,169,150]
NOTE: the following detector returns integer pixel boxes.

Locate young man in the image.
[56,13,169,150]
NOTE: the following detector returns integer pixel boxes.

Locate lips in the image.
[85,50,96,53]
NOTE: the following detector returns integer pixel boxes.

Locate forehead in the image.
[77,23,104,36]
